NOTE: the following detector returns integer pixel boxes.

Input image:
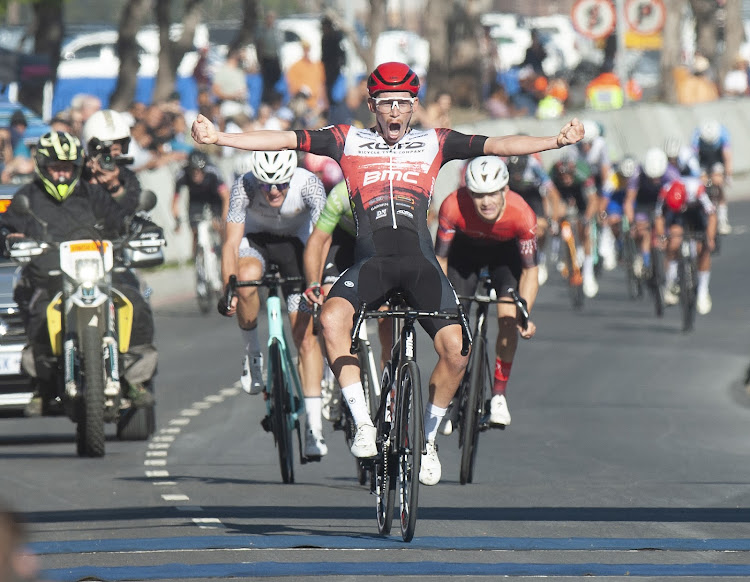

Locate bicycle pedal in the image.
[260,415,272,433]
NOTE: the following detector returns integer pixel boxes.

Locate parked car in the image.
[0,184,32,413]
[58,25,207,79]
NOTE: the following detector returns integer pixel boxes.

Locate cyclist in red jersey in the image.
[436,156,538,431]
[192,61,584,486]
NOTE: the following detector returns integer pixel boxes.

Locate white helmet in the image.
[643,147,668,179]
[581,119,600,144]
[618,155,637,179]
[465,156,509,194]
[663,136,682,159]
[250,150,297,184]
[699,120,721,146]
[82,109,131,154]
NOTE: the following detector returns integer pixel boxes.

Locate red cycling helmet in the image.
[664,181,687,212]
[367,62,420,97]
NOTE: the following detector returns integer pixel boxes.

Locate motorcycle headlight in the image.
[74,258,102,284]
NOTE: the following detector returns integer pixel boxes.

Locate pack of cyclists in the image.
[4,57,730,487]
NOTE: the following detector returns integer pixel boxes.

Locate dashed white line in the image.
[192,402,212,409]
[180,408,201,417]
[193,518,225,529]
[162,427,182,434]
[205,395,224,403]
[161,494,190,502]
[148,443,170,450]
[169,418,190,426]
[220,387,240,396]
[145,470,169,478]
[153,481,177,486]
[146,450,168,457]
[145,459,167,466]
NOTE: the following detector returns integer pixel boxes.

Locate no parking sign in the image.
[571,0,617,40]
[625,0,666,35]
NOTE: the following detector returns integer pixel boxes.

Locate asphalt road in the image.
[2,202,750,581]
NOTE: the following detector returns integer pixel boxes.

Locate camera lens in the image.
[100,154,115,171]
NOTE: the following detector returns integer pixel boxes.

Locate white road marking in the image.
[180,408,201,416]
[144,459,167,466]
[145,470,169,478]
[169,418,190,426]
[153,481,177,486]
[193,518,225,529]
[146,450,168,457]
[161,494,190,502]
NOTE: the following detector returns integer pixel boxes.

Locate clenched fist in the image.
[191,114,219,146]
[557,118,585,147]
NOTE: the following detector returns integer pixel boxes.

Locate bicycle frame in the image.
[194,205,222,314]
[351,295,470,542]
[559,209,584,309]
[226,270,307,483]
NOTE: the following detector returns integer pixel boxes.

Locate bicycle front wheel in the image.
[376,364,396,535]
[270,340,294,484]
[678,256,696,333]
[623,233,642,299]
[398,361,423,542]
[561,233,584,310]
[459,336,485,485]
[195,247,212,314]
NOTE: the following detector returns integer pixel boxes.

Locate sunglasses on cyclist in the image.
[259,182,290,193]
[371,97,417,113]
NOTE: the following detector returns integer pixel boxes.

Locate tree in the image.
[20,0,63,114]
[110,0,151,111]
[152,0,204,103]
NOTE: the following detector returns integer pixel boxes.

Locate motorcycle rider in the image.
[0,131,160,416]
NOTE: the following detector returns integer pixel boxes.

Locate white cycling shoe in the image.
[350,423,377,458]
[419,441,441,486]
[697,292,712,315]
[304,429,328,458]
[240,354,264,395]
[583,276,599,298]
[489,394,511,426]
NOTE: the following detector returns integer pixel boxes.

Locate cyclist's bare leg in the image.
[495,302,519,364]
[320,297,361,389]
[428,324,468,409]
[235,257,263,329]
[289,310,323,397]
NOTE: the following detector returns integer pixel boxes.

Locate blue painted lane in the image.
[42,561,750,580]
[30,535,750,555]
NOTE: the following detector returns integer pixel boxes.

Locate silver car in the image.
[0,184,33,412]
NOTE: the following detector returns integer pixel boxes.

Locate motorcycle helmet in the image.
[250,150,297,184]
[663,181,687,212]
[34,131,84,202]
[643,147,668,179]
[82,109,131,154]
[464,156,509,194]
[367,62,420,97]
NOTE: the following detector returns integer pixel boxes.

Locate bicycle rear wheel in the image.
[561,232,583,310]
[651,248,666,318]
[376,364,396,535]
[678,256,696,333]
[195,247,212,314]
[270,340,294,484]
[623,233,642,299]
[459,336,485,485]
[398,361,422,542]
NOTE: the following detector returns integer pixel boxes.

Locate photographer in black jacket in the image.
[0,131,160,416]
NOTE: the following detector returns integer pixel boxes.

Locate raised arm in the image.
[484,118,584,156]
[191,114,298,151]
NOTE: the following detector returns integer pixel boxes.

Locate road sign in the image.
[624,0,666,35]
[571,0,617,40]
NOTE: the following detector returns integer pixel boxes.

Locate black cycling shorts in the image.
[446,233,521,315]
[322,227,355,285]
[663,205,707,232]
[326,230,459,339]
[244,232,305,298]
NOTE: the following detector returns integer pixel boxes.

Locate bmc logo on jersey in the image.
[363,170,420,186]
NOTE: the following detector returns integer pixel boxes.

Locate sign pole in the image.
[615,0,629,104]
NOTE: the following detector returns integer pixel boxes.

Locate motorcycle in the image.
[7,191,165,457]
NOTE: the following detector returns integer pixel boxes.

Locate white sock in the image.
[698,271,710,295]
[718,204,728,222]
[241,327,261,357]
[583,255,594,278]
[305,396,323,434]
[424,403,447,443]
[341,382,372,428]
[538,250,547,266]
[667,261,678,287]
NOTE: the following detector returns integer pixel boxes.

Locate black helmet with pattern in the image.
[34,131,84,201]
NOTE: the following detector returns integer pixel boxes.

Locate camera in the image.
[88,137,133,171]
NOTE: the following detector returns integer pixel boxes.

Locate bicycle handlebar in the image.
[349,301,472,357]
[221,270,306,316]
[456,286,529,331]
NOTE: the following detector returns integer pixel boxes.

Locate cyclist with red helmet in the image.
[192,61,584,486]
[654,178,716,314]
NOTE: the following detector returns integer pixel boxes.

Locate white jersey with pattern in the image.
[227,167,326,243]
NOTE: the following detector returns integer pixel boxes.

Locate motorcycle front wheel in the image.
[76,326,106,457]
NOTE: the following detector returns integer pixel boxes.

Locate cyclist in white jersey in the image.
[219,149,329,458]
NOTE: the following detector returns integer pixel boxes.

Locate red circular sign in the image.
[624,0,666,35]
[571,0,617,40]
